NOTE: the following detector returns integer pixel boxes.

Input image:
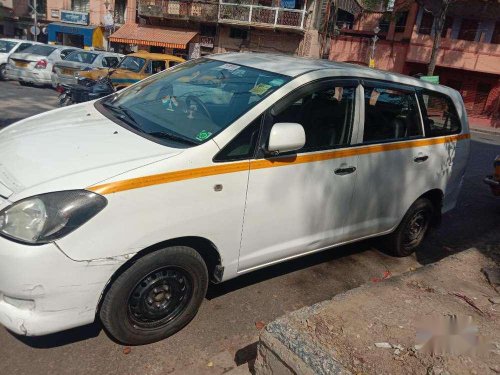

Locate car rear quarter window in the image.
[419,91,461,137]
[363,86,423,143]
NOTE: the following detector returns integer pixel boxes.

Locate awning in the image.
[109,24,197,49]
[47,22,99,47]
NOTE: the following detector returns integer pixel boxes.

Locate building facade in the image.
[0,0,50,42]
[42,0,137,50]
[108,0,350,59]
[328,0,500,129]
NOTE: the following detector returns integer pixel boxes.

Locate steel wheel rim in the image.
[403,209,429,246]
[127,266,193,330]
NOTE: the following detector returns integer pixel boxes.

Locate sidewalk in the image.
[469,120,500,135]
[255,248,500,375]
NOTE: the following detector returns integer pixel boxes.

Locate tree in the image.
[415,0,453,76]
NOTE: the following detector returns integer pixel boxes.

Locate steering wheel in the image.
[185,95,212,121]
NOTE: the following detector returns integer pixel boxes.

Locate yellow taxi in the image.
[79,51,185,90]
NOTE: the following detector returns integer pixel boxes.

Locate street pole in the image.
[33,0,38,42]
[369,26,380,68]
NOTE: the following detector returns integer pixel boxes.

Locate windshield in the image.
[21,45,56,56]
[101,58,290,146]
[117,56,146,72]
[0,40,17,53]
[65,51,98,64]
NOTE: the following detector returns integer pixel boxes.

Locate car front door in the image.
[237,79,361,271]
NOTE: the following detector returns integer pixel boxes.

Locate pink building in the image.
[328,0,500,129]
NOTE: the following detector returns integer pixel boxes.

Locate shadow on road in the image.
[7,322,102,349]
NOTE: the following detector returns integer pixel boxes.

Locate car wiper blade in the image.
[148,131,199,145]
[102,101,140,128]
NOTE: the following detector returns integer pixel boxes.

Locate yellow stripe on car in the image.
[88,133,470,195]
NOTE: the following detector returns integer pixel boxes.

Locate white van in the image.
[0,53,469,345]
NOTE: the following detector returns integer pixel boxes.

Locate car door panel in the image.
[238,81,361,271]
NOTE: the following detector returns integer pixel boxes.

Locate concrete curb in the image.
[254,248,500,375]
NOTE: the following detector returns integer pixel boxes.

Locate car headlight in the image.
[0,190,107,245]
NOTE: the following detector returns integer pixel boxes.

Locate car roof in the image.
[208,52,457,95]
[128,51,185,62]
[0,38,43,44]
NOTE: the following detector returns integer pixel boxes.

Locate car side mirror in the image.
[266,123,305,155]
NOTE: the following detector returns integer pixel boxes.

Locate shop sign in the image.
[61,10,89,25]
[200,36,214,49]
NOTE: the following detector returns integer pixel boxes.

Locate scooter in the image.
[58,69,116,107]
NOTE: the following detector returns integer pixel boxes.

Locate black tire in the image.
[99,246,208,345]
[19,81,29,86]
[383,198,434,257]
[0,64,6,80]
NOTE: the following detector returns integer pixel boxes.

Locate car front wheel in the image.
[383,198,434,257]
[100,246,208,345]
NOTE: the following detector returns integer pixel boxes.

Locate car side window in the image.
[271,83,356,152]
[151,60,166,73]
[169,61,180,68]
[363,86,423,143]
[60,49,75,59]
[214,116,262,162]
[420,91,461,137]
[104,57,119,67]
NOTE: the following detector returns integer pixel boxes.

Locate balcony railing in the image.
[138,1,219,22]
[218,2,307,30]
[138,0,307,30]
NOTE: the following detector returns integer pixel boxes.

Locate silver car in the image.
[52,50,123,88]
[6,44,80,86]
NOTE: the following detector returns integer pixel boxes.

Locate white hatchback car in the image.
[5,44,80,86]
[0,53,469,345]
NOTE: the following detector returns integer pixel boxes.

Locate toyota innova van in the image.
[0,53,470,345]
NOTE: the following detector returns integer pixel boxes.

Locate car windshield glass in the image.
[21,45,56,56]
[0,40,17,53]
[117,56,146,72]
[65,51,98,63]
[102,58,290,146]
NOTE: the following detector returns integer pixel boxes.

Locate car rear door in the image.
[237,79,361,271]
[344,81,427,240]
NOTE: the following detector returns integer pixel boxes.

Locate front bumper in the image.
[484,176,500,196]
[5,66,51,85]
[0,235,125,336]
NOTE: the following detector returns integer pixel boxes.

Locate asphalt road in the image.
[0,80,499,375]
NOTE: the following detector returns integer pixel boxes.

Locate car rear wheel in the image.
[383,198,434,257]
[0,64,6,80]
[99,246,208,345]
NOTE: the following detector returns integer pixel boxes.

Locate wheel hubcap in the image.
[403,210,429,245]
[128,267,192,329]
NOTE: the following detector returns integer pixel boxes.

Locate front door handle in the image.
[334,166,356,175]
[414,155,429,163]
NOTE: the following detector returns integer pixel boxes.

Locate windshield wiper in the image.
[149,131,199,145]
[102,101,140,128]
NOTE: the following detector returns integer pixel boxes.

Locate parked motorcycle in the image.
[58,69,115,107]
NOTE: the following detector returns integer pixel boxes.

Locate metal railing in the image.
[138,1,219,22]
[138,0,307,30]
[218,2,306,29]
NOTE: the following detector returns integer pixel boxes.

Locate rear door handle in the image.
[414,155,429,163]
[334,166,356,175]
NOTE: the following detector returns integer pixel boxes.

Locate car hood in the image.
[0,102,182,199]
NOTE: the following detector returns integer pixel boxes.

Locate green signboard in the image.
[420,76,439,84]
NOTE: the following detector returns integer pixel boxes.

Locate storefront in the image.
[47,10,104,50]
[108,23,198,59]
